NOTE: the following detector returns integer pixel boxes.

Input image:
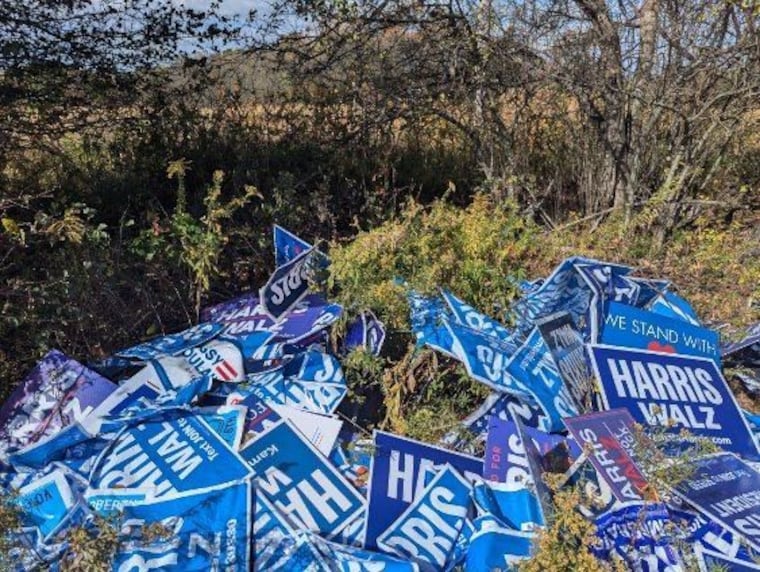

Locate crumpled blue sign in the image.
[89,409,252,497]
[202,292,342,343]
[364,431,482,550]
[240,418,365,537]
[511,257,633,341]
[15,469,75,539]
[471,481,543,531]
[345,310,386,356]
[116,323,223,361]
[377,464,471,570]
[507,328,579,431]
[195,405,246,450]
[464,515,535,571]
[261,246,324,321]
[694,545,760,571]
[441,290,513,344]
[670,453,760,553]
[649,290,702,326]
[243,351,348,415]
[113,479,252,571]
[594,501,670,548]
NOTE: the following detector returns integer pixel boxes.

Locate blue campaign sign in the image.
[589,345,760,457]
[377,464,471,569]
[441,289,513,343]
[671,453,760,553]
[240,418,365,537]
[364,430,482,550]
[471,482,543,531]
[601,301,720,364]
[465,515,535,572]
[444,320,528,397]
[116,323,222,361]
[16,470,75,539]
[441,391,552,451]
[536,312,593,410]
[247,363,347,415]
[260,247,318,321]
[274,224,313,267]
[85,488,150,516]
[89,410,253,497]
[483,417,580,487]
[507,328,579,432]
[196,405,246,450]
[113,480,252,572]
[695,546,760,571]
[344,311,386,356]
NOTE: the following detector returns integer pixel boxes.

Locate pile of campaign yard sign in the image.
[4,237,760,572]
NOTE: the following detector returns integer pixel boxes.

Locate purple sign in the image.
[0,350,116,455]
[564,409,648,502]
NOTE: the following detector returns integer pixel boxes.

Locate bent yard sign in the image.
[588,345,759,457]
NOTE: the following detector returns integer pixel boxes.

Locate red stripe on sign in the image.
[219,360,238,380]
[215,363,232,381]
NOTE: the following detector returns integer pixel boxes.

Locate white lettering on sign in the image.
[259,466,352,532]
[382,483,467,567]
[606,359,722,404]
[386,451,481,504]
[269,258,311,306]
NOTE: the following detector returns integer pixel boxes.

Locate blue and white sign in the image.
[444,321,527,397]
[694,545,760,571]
[344,311,386,356]
[116,323,222,361]
[442,290,513,343]
[196,405,246,450]
[246,361,347,415]
[442,391,550,451]
[274,224,313,266]
[85,488,150,516]
[465,515,535,571]
[16,470,75,539]
[471,481,543,531]
[89,411,253,497]
[671,453,760,553]
[260,247,319,321]
[649,290,701,326]
[240,418,364,537]
[377,464,471,569]
[536,312,592,410]
[589,345,760,457]
[601,301,720,363]
[507,328,578,432]
[364,431,482,549]
[114,480,252,572]
[483,417,579,486]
